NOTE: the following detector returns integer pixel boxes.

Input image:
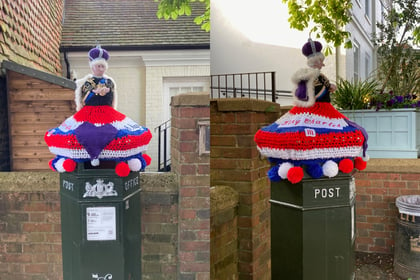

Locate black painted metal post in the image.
[270,172,356,280]
[60,163,141,280]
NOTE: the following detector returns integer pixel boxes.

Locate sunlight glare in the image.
[213,0,310,48]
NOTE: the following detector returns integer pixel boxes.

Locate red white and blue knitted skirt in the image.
[254,102,368,183]
[45,105,152,174]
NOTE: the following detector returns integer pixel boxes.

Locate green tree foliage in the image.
[373,0,419,95]
[282,0,353,54]
[155,0,210,32]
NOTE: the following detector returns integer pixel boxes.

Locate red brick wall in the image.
[354,159,420,254]
[141,173,179,279]
[0,0,64,74]
[171,92,210,280]
[0,172,180,280]
[210,99,280,280]
[0,173,62,279]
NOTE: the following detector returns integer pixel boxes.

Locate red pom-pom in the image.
[354,157,367,171]
[63,159,76,172]
[115,162,130,177]
[287,166,304,184]
[142,154,152,166]
[48,159,56,171]
[339,158,354,173]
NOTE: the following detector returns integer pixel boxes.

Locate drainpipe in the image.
[63,51,71,79]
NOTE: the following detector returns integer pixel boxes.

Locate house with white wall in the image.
[60,0,210,171]
[211,0,387,102]
[346,0,390,81]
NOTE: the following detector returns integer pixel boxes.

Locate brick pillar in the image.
[171,92,210,280]
[210,99,280,280]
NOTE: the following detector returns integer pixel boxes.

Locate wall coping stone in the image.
[171,92,209,107]
[0,171,177,192]
[362,158,420,173]
[210,185,239,215]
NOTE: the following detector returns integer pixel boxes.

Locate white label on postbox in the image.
[86,207,116,241]
[313,187,341,199]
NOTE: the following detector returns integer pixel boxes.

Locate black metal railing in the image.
[155,119,171,172]
[210,71,291,102]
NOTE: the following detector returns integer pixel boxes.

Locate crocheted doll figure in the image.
[45,45,152,177]
[254,39,368,184]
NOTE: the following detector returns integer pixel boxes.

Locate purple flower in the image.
[395,96,404,103]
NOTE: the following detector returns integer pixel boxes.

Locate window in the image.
[159,77,210,165]
[353,41,360,82]
[380,3,385,25]
[364,0,371,20]
[364,52,371,79]
[163,77,210,122]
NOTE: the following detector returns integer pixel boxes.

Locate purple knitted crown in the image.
[88,46,109,62]
[301,39,322,57]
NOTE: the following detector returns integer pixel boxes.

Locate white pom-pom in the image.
[91,159,100,166]
[322,160,338,178]
[128,158,142,171]
[55,158,66,173]
[278,162,294,179]
[362,154,370,161]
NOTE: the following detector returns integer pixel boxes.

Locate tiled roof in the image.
[61,0,210,50]
[0,0,64,74]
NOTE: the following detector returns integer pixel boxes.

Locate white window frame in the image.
[353,41,360,82]
[364,52,371,79]
[163,77,210,122]
[364,0,371,21]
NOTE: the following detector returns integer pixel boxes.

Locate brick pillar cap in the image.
[171,92,209,107]
[211,185,239,215]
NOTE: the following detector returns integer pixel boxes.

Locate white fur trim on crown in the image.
[291,68,320,108]
[74,74,118,111]
[89,58,108,69]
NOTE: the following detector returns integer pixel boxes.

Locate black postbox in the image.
[59,162,141,280]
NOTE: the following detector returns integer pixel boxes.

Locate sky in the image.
[214,0,315,49]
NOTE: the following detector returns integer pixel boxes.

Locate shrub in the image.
[332,79,378,110]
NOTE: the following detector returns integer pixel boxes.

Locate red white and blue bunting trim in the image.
[44,105,152,176]
[254,102,368,183]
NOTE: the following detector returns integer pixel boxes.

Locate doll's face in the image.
[313,58,325,69]
[91,63,107,77]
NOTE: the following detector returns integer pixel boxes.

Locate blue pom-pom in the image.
[138,155,147,171]
[267,166,282,182]
[306,164,323,179]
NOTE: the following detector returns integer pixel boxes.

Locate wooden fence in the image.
[3,61,75,171]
